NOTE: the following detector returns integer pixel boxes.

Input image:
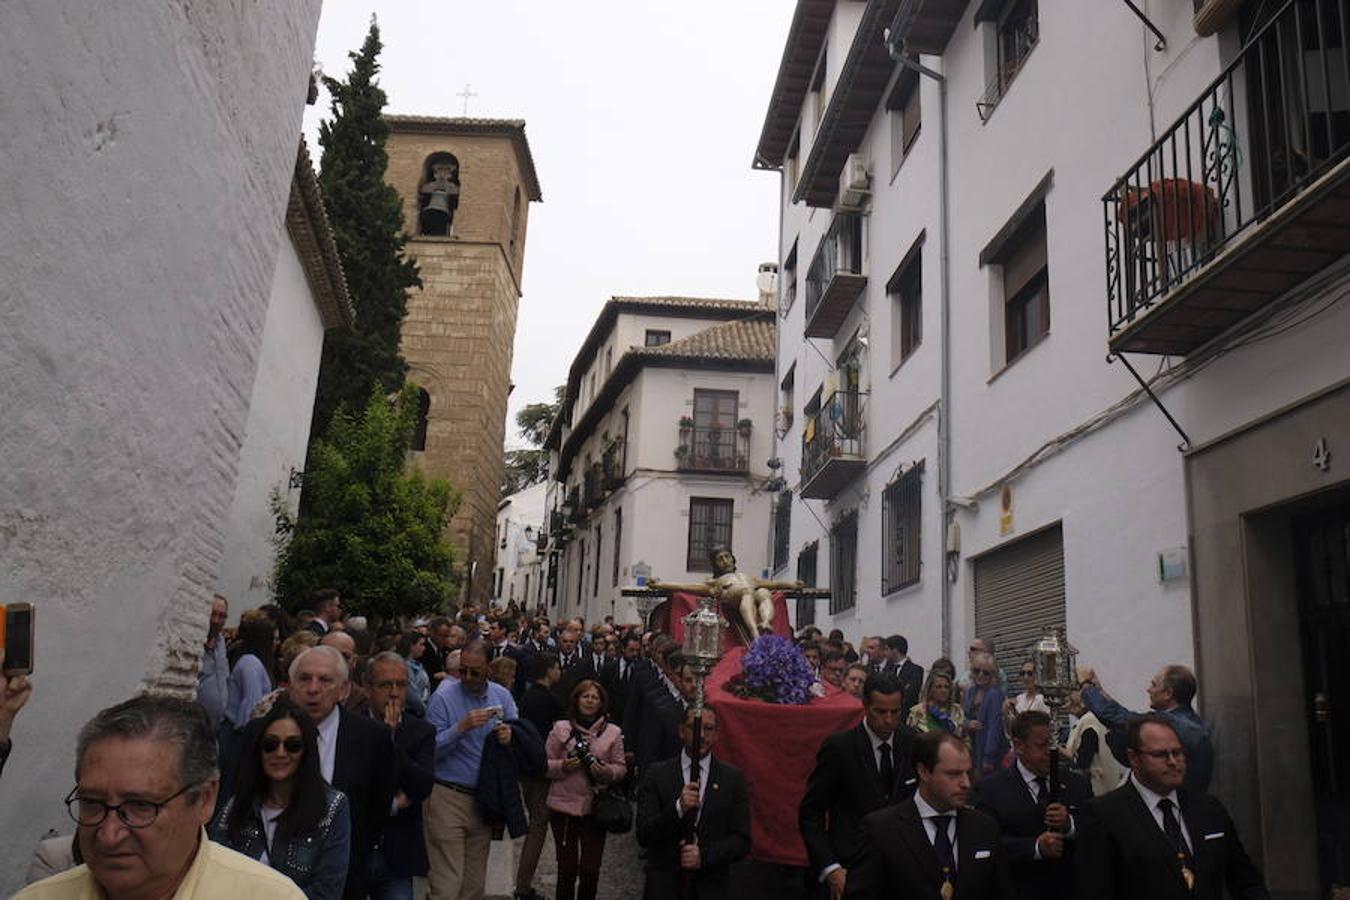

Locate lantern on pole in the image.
[682,598,726,723]
[1030,626,1078,802]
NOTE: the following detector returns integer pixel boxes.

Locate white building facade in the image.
[216,144,354,612]
[757,1,1350,892]
[542,297,779,626]
[495,480,548,611]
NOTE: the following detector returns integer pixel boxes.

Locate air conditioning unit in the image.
[839,153,870,208]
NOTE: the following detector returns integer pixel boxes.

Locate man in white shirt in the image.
[635,707,750,900]
[843,731,1014,899]
[1079,714,1268,899]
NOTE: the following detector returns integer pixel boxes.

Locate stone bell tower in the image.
[384,115,542,606]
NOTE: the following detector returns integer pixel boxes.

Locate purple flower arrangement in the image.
[734,635,816,705]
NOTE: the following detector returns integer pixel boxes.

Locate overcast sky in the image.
[303,2,792,449]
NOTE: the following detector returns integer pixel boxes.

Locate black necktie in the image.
[1034,775,1048,804]
[879,742,894,795]
[931,814,956,874]
[1158,798,1193,863]
[621,663,629,683]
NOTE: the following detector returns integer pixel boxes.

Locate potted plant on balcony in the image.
[674,444,690,463]
[737,418,753,435]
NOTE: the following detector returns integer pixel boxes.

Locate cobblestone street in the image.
[481,825,644,900]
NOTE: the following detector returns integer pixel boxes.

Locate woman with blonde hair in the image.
[906,669,967,737]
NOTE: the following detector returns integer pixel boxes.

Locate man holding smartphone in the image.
[0,648,35,779]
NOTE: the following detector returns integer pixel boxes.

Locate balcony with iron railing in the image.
[1103,0,1350,356]
[800,390,867,499]
[804,213,868,338]
[675,424,751,474]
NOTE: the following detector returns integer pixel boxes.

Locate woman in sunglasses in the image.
[210,698,351,900]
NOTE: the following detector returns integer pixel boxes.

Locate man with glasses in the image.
[17,694,304,899]
[1079,714,1268,899]
[366,652,436,900]
[425,640,518,900]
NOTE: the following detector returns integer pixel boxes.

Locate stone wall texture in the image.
[0,2,321,888]
[386,128,534,602]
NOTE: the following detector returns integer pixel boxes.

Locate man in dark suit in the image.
[800,672,917,900]
[636,705,751,900]
[844,730,1015,900]
[628,651,692,774]
[878,635,924,710]
[305,588,342,636]
[974,710,1092,899]
[1078,714,1269,899]
[285,645,398,900]
[365,652,437,898]
[602,632,643,726]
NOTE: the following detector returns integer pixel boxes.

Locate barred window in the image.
[772,491,792,572]
[882,464,923,594]
[830,512,858,615]
[796,541,819,627]
[687,498,733,572]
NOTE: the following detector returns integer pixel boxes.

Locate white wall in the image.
[216,238,328,613]
[768,0,1350,717]
[497,481,548,610]
[0,2,321,888]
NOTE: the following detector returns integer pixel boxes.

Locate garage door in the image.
[973,523,1065,679]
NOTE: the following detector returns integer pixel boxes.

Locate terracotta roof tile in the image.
[637,318,776,364]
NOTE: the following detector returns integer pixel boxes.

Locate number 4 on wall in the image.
[1313,438,1332,473]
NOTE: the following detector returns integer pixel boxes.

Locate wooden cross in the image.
[456,83,478,117]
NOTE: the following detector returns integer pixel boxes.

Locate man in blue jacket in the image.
[1075,664,1213,792]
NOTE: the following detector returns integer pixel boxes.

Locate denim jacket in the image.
[210,786,351,900]
[1081,684,1215,791]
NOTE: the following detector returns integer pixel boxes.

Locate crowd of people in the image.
[0,589,1273,900]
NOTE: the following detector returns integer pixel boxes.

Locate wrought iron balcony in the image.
[602,440,625,490]
[800,390,867,500]
[675,425,751,474]
[804,213,867,338]
[1103,0,1350,356]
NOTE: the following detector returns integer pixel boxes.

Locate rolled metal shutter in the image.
[973,524,1066,680]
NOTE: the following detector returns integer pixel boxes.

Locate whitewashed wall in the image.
[497,481,548,610]
[0,2,322,888]
[770,0,1350,717]
[216,238,328,614]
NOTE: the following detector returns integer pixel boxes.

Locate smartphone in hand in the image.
[1,603,35,676]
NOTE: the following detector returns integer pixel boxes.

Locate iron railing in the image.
[1103,0,1350,336]
[804,213,865,323]
[801,390,868,486]
[676,425,751,472]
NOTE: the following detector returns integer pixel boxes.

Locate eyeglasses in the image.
[1133,748,1186,761]
[1021,670,1036,678]
[65,781,202,828]
[260,735,305,755]
[372,679,409,691]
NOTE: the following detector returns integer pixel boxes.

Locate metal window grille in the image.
[772,492,792,572]
[687,498,734,572]
[883,465,924,594]
[830,513,859,615]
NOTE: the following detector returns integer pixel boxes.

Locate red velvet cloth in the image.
[653,591,792,648]
[705,646,863,866]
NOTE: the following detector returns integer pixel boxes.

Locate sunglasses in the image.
[260,735,304,755]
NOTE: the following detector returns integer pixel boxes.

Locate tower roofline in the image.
[385,114,543,201]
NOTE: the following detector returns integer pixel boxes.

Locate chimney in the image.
[756,262,778,309]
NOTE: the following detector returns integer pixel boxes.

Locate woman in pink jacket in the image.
[545,679,627,900]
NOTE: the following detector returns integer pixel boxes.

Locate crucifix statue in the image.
[647,547,810,639]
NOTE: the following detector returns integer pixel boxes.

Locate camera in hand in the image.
[572,736,598,770]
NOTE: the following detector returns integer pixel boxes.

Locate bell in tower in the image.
[419,152,460,236]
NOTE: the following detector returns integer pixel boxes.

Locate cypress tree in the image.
[310,18,421,439]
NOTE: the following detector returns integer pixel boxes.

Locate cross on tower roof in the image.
[456,83,478,117]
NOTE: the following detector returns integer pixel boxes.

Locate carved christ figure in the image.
[649,547,803,637]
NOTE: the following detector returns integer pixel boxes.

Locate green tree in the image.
[273,385,459,620]
[310,18,421,440]
[502,385,564,495]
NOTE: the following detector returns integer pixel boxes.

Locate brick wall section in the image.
[0,1,322,887]
[386,124,537,602]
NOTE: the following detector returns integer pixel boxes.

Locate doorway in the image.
[1294,501,1350,894]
